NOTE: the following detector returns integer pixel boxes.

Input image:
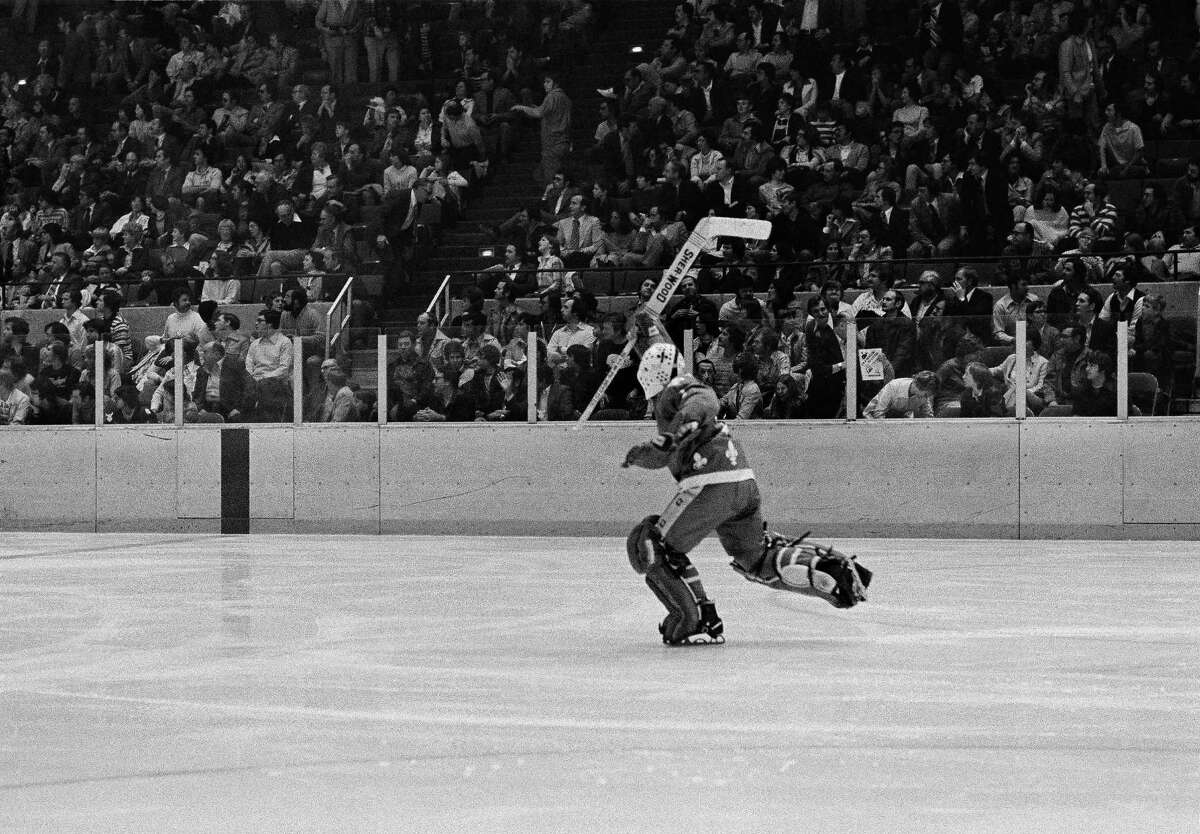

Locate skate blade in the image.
[668,633,726,646]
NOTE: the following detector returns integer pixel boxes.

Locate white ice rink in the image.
[2,534,1198,833]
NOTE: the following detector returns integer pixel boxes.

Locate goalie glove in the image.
[621,434,674,469]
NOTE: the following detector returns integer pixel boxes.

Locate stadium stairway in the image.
[376,1,676,328]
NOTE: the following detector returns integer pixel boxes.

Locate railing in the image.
[325,275,355,359]
[449,251,1195,297]
[424,274,453,326]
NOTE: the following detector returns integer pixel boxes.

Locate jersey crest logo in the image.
[692,452,708,470]
[725,442,738,466]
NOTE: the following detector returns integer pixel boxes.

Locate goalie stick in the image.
[575,216,774,424]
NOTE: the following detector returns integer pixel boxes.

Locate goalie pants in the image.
[654,479,763,572]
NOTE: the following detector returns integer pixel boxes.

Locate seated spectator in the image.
[108,384,152,424]
[992,276,1039,345]
[1067,182,1119,247]
[318,360,359,422]
[201,255,241,306]
[546,297,595,357]
[959,362,1004,417]
[1163,225,1200,279]
[1131,293,1172,390]
[0,368,31,424]
[193,340,248,420]
[1097,101,1148,178]
[935,330,987,421]
[766,372,805,418]
[718,352,763,419]
[27,376,72,424]
[718,279,765,324]
[751,328,789,402]
[1045,325,1089,408]
[990,329,1049,415]
[1027,301,1060,360]
[1070,349,1120,416]
[862,371,938,419]
[1018,187,1070,253]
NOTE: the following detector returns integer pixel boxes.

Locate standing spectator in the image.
[162,288,213,349]
[58,289,89,352]
[511,74,572,185]
[1169,160,1200,232]
[804,314,849,419]
[554,195,603,268]
[56,14,92,93]
[245,308,293,420]
[1059,12,1101,140]
[362,0,400,84]
[863,290,916,377]
[958,155,1009,254]
[316,0,362,85]
[213,312,249,364]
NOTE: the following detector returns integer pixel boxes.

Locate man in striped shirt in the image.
[98,291,133,364]
[1067,181,1118,244]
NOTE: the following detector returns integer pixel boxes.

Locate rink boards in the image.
[1,419,1198,538]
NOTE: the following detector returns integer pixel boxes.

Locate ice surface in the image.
[1,534,1198,833]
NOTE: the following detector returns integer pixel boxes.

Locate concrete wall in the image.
[3,419,1199,539]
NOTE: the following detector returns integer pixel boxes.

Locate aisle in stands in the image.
[0,0,1196,425]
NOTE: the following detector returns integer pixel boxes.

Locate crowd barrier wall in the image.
[7,303,332,345]
[2,420,1198,539]
[481,281,1200,327]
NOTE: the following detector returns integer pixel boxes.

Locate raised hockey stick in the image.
[575,216,773,425]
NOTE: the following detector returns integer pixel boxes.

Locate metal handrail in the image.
[424,274,453,326]
[325,275,355,358]
[448,250,1187,296]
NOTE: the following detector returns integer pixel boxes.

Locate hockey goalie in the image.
[622,341,873,646]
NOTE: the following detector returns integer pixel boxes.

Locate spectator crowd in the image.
[458,0,1196,420]
[0,0,600,424]
[0,0,1193,424]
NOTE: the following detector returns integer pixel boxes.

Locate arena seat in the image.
[1127,372,1160,416]
[982,345,1016,367]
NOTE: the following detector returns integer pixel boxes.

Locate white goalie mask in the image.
[637,342,686,399]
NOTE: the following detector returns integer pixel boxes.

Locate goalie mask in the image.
[637,342,687,399]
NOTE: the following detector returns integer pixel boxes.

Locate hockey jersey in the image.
[655,374,755,489]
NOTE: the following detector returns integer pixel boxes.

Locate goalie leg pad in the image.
[627,515,664,575]
[645,563,701,644]
[736,534,872,609]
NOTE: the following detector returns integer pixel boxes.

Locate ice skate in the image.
[662,601,725,646]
